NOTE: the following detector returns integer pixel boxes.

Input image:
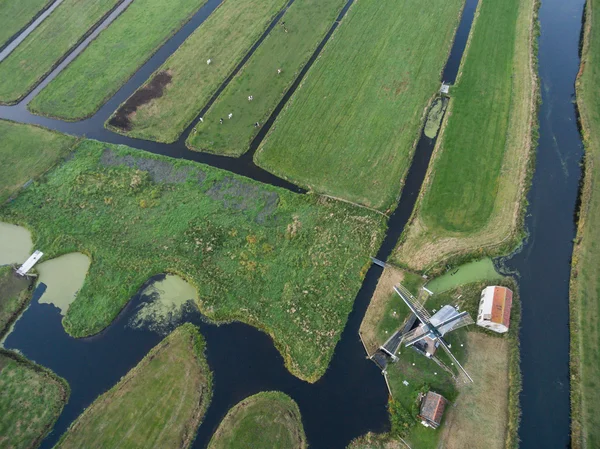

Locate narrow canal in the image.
[0,0,586,447]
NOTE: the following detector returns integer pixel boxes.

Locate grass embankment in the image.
[186,0,347,156]
[0,266,33,339]
[356,265,521,449]
[56,323,211,449]
[0,137,385,382]
[0,0,52,49]
[0,120,77,203]
[0,0,121,104]
[29,0,208,120]
[0,350,69,449]
[571,0,600,446]
[208,392,306,449]
[255,0,464,212]
[393,0,538,270]
[107,0,288,142]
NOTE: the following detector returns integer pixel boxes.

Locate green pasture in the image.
[108,0,287,142]
[208,392,306,449]
[419,0,519,233]
[0,134,384,381]
[0,266,32,338]
[0,0,120,104]
[0,0,51,49]
[186,0,346,156]
[255,0,464,211]
[29,0,207,120]
[56,324,211,449]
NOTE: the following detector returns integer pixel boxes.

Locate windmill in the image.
[393,284,474,382]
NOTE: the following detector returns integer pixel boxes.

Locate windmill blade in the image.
[402,327,433,347]
[434,310,472,335]
[437,338,473,383]
[393,285,431,325]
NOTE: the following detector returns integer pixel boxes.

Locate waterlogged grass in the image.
[0,0,52,48]
[56,324,211,449]
[108,0,287,142]
[0,351,68,449]
[0,138,385,381]
[255,0,464,211]
[394,0,536,269]
[571,0,600,446]
[0,267,32,338]
[0,120,77,202]
[208,392,306,449]
[0,0,121,104]
[29,0,207,120]
[186,0,347,156]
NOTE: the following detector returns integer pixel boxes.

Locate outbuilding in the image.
[477,286,513,333]
[418,391,447,429]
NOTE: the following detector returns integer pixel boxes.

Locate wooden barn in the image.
[477,286,513,334]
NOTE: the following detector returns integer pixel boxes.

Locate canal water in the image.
[0,0,586,446]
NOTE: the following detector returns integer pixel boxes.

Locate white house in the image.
[477,286,513,333]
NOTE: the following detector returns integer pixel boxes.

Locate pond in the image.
[0,222,32,266]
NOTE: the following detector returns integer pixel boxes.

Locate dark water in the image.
[0,0,584,446]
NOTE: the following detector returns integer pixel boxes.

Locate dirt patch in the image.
[206,176,279,224]
[108,71,172,131]
[359,266,405,356]
[100,148,205,184]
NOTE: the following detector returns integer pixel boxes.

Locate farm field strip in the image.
[107,0,289,143]
[393,0,536,269]
[0,0,124,105]
[29,0,209,121]
[255,0,465,212]
[185,0,348,157]
[0,0,55,53]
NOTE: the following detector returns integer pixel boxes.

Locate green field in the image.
[186,0,346,156]
[394,0,536,269]
[571,0,600,446]
[0,351,68,449]
[0,266,33,339]
[56,324,211,449]
[208,392,306,449]
[107,0,287,142]
[255,0,464,211]
[0,0,51,48]
[29,0,207,120]
[0,120,77,203]
[0,0,120,104]
[0,133,384,382]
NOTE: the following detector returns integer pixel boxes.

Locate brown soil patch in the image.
[359,266,405,356]
[109,70,172,131]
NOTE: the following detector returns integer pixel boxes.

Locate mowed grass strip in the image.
[0,0,121,104]
[394,0,536,269]
[186,0,347,156]
[56,324,211,449]
[107,0,288,142]
[571,0,600,446]
[0,351,68,449]
[0,137,385,381]
[0,0,52,49]
[28,0,208,120]
[255,0,464,212]
[208,392,306,449]
[0,120,77,202]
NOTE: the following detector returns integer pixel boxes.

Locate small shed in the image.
[477,286,513,333]
[418,391,447,429]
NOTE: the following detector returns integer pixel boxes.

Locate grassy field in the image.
[393,0,537,270]
[0,0,121,104]
[0,0,52,49]
[0,137,385,382]
[0,120,77,203]
[571,0,600,446]
[29,0,208,120]
[208,392,306,449]
[107,0,288,142]
[56,324,211,448]
[0,266,33,339]
[186,0,347,156]
[255,0,464,212]
[0,350,68,449]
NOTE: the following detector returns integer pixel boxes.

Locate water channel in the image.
[0,0,586,446]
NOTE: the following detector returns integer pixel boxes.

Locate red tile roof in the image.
[419,391,447,426]
[490,286,513,328]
